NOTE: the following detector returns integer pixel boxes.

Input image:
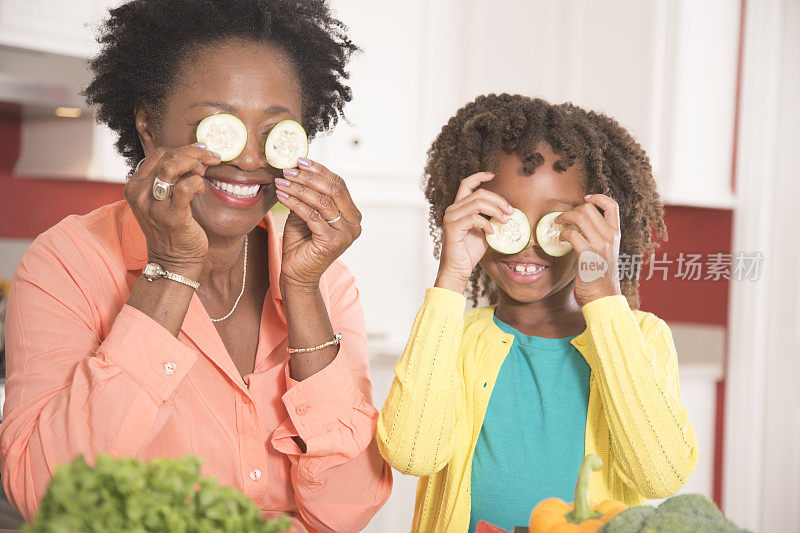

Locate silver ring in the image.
[152,177,174,201]
[326,214,342,224]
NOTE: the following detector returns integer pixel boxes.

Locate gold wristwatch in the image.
[142,262,200,290]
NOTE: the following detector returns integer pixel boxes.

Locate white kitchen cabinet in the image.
[0,0,122,58]
[314,0,429,178]
[459,0,740,208]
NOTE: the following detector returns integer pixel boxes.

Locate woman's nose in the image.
[230,127,265,172]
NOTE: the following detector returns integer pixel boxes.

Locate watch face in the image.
[142,263,164,280]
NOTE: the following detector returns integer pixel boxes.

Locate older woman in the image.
[0,0,391,530]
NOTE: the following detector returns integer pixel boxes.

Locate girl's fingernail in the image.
[275,178,290,187]
[297,158,312,168]
[193,142,207,148]
[276,190,289,199]
[283,168,299,177]
[585,194,592,199]
[211,151,222,159]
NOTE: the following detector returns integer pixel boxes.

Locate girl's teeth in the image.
[208,178,261,198]
[512,264,546,275]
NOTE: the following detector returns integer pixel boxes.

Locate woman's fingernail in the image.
[585,194,592,199]
[283,168,299,177]
[276,190,289,199]
[211,151,222,159]
[193,142,206,148]
[275,178,290,187]
[297,158,312,168]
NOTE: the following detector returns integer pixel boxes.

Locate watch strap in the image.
[162,270,200,290]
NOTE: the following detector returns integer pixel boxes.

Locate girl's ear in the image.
[134,103,158,156]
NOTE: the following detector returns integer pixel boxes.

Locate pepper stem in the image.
[565,454,603,523]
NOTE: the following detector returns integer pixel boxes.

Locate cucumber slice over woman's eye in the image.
[536,211,577,257]
[195,113,248,161]
[265,119,309,169]
[485,208,531,255]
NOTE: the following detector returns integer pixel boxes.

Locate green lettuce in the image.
[25,454,291,533]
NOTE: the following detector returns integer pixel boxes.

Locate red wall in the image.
[639,206,732,326]
[0,105,124,239]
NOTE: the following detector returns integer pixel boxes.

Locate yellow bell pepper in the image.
[529,455,627,532]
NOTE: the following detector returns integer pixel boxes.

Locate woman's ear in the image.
[134,103,157,156]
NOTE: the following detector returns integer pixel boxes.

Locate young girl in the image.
[377,94,698,532]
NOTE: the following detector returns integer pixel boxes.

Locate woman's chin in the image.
[191,193,272,239]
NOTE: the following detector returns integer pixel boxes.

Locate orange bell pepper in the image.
[529,455,627,532]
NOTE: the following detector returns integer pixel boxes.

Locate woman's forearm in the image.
[281,283,339,381]
[126,261,203,337]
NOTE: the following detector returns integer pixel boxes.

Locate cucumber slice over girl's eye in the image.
[195,113,248,161]
[265,119,309,169]
[485,208,531,255]
[536,211,578,257]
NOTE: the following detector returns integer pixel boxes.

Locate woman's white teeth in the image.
[208,178,260,198]
[513,264,546,275]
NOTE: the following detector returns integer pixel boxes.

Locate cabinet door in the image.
[0,0,123,58]
[459,0,739,208]
[312,0,427,178]
[0,0,94,56]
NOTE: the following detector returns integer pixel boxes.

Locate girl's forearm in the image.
[281,282,339,381]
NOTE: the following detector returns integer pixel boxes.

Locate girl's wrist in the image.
[434,271,469,295]
[577,286,622,307]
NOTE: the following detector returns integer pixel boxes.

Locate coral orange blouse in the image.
[0,200,392,532]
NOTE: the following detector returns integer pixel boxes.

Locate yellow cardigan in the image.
[377,288,698,533]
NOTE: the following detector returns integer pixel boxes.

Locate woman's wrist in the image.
[279,276,321,298]
[146,254,205,280]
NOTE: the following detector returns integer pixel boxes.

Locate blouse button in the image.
[295,405,308,416]
[249,468,262,481]
[163,362,176,375]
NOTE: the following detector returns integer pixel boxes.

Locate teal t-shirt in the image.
[467,315,591,533]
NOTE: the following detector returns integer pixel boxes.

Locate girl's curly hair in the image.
[84,0,358,169]
[423,94,667,309]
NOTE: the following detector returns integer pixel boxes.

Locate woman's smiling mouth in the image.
[206,178,263,198]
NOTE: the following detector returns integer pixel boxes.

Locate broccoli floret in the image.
[641,510,743,532]
[657,494,724,521]
[601,494,750,533]
[599,505,654,533]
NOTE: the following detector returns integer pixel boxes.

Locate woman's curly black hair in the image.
[84,0,358,169]
[424,94,667,310]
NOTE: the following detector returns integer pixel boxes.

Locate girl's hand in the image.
[555,194,623,306]
[275,158,362,290]
[124,143,221,273]
[434,172,514,294]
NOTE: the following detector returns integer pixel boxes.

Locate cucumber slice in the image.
[485,208,531,255]
[265,119,309,169]
[195,113,248,162]
[536,211,577,257]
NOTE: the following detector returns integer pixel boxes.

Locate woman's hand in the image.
[434,172,514,294]
[275,158,362,289]
[555,194,623,306]
[124,143,221,273]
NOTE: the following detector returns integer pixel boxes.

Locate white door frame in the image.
[723,0,787,529]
